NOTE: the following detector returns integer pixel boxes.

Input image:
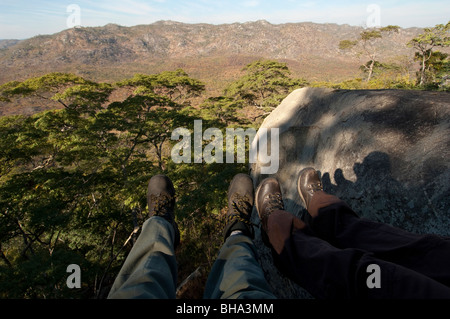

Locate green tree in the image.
[117,69,205,106]
[407,22,450,86]
[199,96,246,126]
[224,60,308,113]
[413,51,449,88]
[339,25,400,81]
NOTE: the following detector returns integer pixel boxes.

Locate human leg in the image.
[107,216,178,299]
[203,233,276,299]
[203,174,275,299]
[256,176,450,299]
[298,167,450,287]
[108,175,179,299]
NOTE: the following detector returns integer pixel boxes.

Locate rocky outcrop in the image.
[250,87,450,298]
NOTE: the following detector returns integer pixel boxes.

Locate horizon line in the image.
[0,19,427,41]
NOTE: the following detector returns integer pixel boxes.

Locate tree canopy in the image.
[408,22,450,86]
[224,60,308,112]
[0,70,249,298]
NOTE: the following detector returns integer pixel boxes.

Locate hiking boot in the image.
[255,177,284,234]
[147,174,180,247]
[297,167,323,212]
[223,173,255,240]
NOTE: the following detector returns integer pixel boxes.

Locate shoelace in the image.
[149,193,174,217]
[308,182,323,194]
[227,193,253,225]
[260,192,284,222]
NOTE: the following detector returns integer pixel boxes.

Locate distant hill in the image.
[0,20,425,88]
[0,39,21,49]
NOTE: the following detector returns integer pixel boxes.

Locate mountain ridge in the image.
[0,20,426,87]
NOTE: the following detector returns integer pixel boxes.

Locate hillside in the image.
[0,20,423,88]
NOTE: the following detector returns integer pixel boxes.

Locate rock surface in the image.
[249,87,450,298]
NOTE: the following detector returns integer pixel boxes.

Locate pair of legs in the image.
[256,168,450,298]
[108,169,450,299]
[107,174,275,299]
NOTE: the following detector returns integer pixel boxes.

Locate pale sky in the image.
[0,0,449,39]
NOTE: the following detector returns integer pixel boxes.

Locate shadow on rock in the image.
[249,87,450,298]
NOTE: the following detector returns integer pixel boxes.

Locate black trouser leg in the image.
[266,210,450,299]
[306,191,450,288]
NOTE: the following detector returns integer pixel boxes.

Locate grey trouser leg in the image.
[108,216,177,299]
[203,234,276,299]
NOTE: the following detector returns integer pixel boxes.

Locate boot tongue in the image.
[259,193,284,231]
[149,193,174,217]
[308,182,323,195]
[265,193,284,213]
[229,193,252,218]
